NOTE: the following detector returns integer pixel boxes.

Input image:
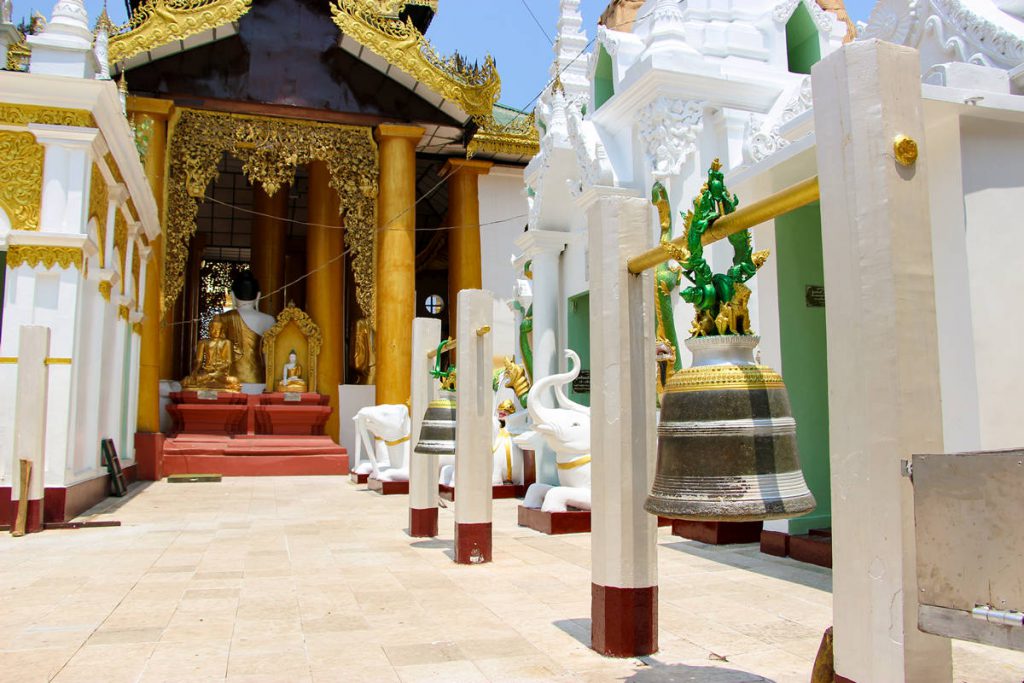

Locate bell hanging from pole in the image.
[645,334,816,521]
[413,392,457,458]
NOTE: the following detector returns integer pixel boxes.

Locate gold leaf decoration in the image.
[89,164,109,267]
[0,103,93,128]
[331,0,501,119]
[118,304,131,321]
[114,211,128,293]
[165,108,379,325]
[6,38,29,72]
[468,111,539,159]
[108,0,254,64]
[99,280,113,301]
[0,131,43,231]
[132,246,141,303]
[7,245,83,270]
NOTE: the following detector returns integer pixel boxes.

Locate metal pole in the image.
[626,176,820,274]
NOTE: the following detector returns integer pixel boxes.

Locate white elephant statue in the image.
[521,350,592,513]
[352,404,411,482]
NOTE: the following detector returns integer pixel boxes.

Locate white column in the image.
[584,188,658,657]
[813,40,952,683]
[29,125,98,235]
[409,316,442,537]
[12,325,51,534]
[453,289,494,564]
[514,230,570,485]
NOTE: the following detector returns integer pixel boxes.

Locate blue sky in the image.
[14,0,877,111]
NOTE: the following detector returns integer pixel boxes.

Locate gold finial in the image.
[710,158,723,172]
[117,70,128,93]
[95,1,115,33]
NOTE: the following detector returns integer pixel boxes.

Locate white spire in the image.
[551,0,590,104]
[639,0,699,62]
[28,0,97,78]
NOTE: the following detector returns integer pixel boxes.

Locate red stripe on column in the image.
[409,507,438,537]
[591,584,657,657]
[454,522,491,564]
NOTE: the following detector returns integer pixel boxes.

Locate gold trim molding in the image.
[665,364,785,394]
[0,357,73,365]
[109,0,253,64]
[6,245,83,271]
[165,108,378,324]
[261,303,323,393]
[331,0,500,119]
[468,112,539,159]
[0,131,43,232]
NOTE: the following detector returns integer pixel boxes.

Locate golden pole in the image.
[374,125,424,406]
[12,459,31,537]
[251,184,288,316]
[306,161,345,441]
[128,96,174,432]
[442,158,491,337]
[626,176,820,274]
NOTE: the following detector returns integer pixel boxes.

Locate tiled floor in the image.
[0,477,1021,682]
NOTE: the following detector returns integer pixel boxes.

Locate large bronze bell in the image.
[414,394,457,457]
[646,335,816,521]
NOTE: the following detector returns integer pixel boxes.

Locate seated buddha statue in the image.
[181,320,242,392]
[214,271,275,391]
[276,350,307,393]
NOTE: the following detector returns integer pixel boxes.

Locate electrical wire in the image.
[519,0,554,45]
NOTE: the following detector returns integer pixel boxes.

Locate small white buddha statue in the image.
[277,350,307,393]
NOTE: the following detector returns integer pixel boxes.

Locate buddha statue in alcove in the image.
[277,350,307,393]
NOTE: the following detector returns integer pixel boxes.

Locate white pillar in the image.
[813,39,952,683]
[453,289,494,564]
[584,188,658,657]
[12,325,51,534]
[409,317,442,537]
[29,125,98,235]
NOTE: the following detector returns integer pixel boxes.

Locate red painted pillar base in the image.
[454,522,491,564]
[134,432,165,481]
[591,584,658,657]
[409,507,438,537]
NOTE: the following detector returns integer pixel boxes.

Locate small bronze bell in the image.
[646,335,816,521]
[414,393,457,457]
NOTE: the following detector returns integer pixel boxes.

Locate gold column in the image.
[442,158,492,336]
[306,161,345,441]
[374,125,424,406]
[251,184,288,316]
[129,96,173,433]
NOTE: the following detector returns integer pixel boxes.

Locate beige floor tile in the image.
[393,660,486,683]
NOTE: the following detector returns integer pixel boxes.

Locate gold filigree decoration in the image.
[372,0,437,14]
[0,132,43,231]
[6,38,29,72]
[99,280,113,301]
[165,108,379,324]
[6,245,83,271]
[108,0,254,63]
[664,364,785,394]
[114,211,128,292]
[331,0,501,118]
[468,112,539,159]
[261,303,323,393]
[89,164,109,266]
[0,103,93,128]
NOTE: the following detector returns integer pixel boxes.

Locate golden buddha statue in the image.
[214,271,274,386]
[181,320,242,392]
[276,349,307,393]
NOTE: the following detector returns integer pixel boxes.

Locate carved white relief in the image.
[637,97,702,177]
[859,0,922,44]
[780,76,813,124]
[773,0,835,32]
[929,0,1024,67]
[741,76,812,165]
[566,109,614,189]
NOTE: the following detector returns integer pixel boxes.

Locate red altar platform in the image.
[161,391,346,476]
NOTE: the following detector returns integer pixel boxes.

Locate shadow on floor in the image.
[625,658,776,683]
[78,480,156,517]
[660,540,831,592]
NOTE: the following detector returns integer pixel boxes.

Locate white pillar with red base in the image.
[12,325,50,534]
[813,40,952,682]
[453,289,494,564]
[408,317,442,537]
[584,188,659,656]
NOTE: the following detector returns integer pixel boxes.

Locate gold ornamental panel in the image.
[89,163,109,267]
[0,131,43,232]
[108,0,254,64]
[664,365,785,394]
[0,103,94,128]
[164,108,379,325]
[6,245,83,271]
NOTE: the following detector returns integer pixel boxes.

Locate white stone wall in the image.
[478,167,528,303]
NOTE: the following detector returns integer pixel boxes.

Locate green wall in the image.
[594,46,614,110]
[785,3,821,75]
[567,291,591,407]
[774,203,830,534]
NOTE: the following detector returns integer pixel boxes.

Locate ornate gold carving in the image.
[372,0,437,13]
[99,280,113,301]
[89,164,109,266]
[664,364,785,394]
[108,0,254,63]
[467,112,540,159]
[6,245,83,270]
[118,304,131,321]
[261,303,323,393]
[6,38,29,72]
[331,0,500,118]
[114,211,128,293]
[0,132,43,231]
[893,134,918,167]
[165,108,379,324]
[132,322,143,335]
[0,103,93,128]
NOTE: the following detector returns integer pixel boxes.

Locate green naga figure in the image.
[651,181,684,382]
[663,159,769,337]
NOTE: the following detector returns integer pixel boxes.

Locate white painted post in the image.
[29,126,97,234]
[409,316,442,537]
[12,326,51,534]
[453,289,494,564]
[585,189,659,657]
[813,39,952,682]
